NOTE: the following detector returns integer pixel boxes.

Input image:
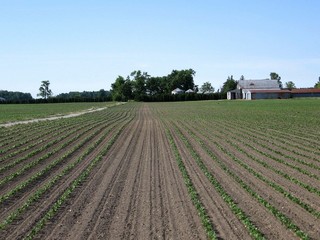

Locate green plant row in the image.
[190,119,320,197]
[170,123,265,240]
[179,124,309,240]
[0,109,119,169]
[0,118,130,230]
[0,122,83,163]
[0,103,114,149]
[213,114,319,152]
[0,110,131,204]
[227,138,320,197]
[0,109,133,229]
[190,118,320,185]
[0,110,111,157]
[0,118,96,169]
[0,107,124,159]
[0,123,60,155]
[214,137,320,219]
[230,128,320,170]
[0,119,106,187]
[164,127,217,240]
[23,117,132,240]
[212,118,320,162]
[0,118,119,205]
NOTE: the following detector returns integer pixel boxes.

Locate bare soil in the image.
[1,103,319,239]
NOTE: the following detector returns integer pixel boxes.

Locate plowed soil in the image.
[1,102,319,240]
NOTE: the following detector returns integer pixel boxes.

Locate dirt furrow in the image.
[170,121,299,240]
[37,113,143,239]
[0,122,124,240]
[39,104,208,240]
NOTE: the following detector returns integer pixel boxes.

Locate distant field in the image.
[0,102,115,123]
[0,99,319,239]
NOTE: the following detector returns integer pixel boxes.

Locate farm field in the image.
[0,102,115,124]
[0,99,319,239]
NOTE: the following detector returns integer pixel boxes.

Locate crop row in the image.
[23,117,132,239]
[179,118,320,217]
[166,121,266,240]
[0,120,117,205]
[0,111,108,157]
[191,118,320,194]
[184,116,320,184]
[4,110,131,204]
[0,122,102,187]
[0,109,125,168]
[0,105,134,234]
[0,123,60,153]
[220,120,320,168]
[225,119,320,157]
[223,117,320,151]
[0,118,97,167]
[0,108,120,155]
[0,110,130,187]
[164,126,217,240]
[170,121,310,239]
[207,132,320,219]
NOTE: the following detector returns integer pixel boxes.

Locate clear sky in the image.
[1,0,319,97]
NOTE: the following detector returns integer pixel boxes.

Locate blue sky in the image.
[1,0,319,97]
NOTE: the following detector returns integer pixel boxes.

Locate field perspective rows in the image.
[0,100,319,239]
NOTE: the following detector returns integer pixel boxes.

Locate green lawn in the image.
[0,102,116,123]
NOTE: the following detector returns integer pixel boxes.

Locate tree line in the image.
[111,69,197,101]
[1,72,319,103]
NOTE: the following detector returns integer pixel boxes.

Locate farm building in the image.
[0,97,6,102]
[243,89,291,100]
[185,89,194,93]
[227,80,320,100]
[227,79,282,100]
[290,88,320,98]
[171,88,185,95]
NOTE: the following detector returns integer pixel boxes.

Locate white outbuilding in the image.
[171,88,185,95]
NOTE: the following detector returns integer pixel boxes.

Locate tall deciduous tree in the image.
[37,80,52,99]
[167,69,195,91]
[314,78,320,88]
[131,70,149,101]
[270,72,283,88]
[285,81,296,90]
[200,82,214,94]
[221,75,237,94]
[110,76,133,101]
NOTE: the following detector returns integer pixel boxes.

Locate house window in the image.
[249,83,254,86]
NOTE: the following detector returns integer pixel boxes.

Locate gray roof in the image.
[238,79,280,90]
[172,88,184,92]
[0,97,6,101]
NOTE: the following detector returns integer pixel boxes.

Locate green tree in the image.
[314,78,320,88]
[200,82,214,94]
[221,75,237,94]
[146,76,163,95]
[270,72,283,88]
[131,70,149,101]
[37,80,52,99]
[110,76,133,101]
[285,81,296,90]
[167,69,195,92]
[240,75,245,80]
